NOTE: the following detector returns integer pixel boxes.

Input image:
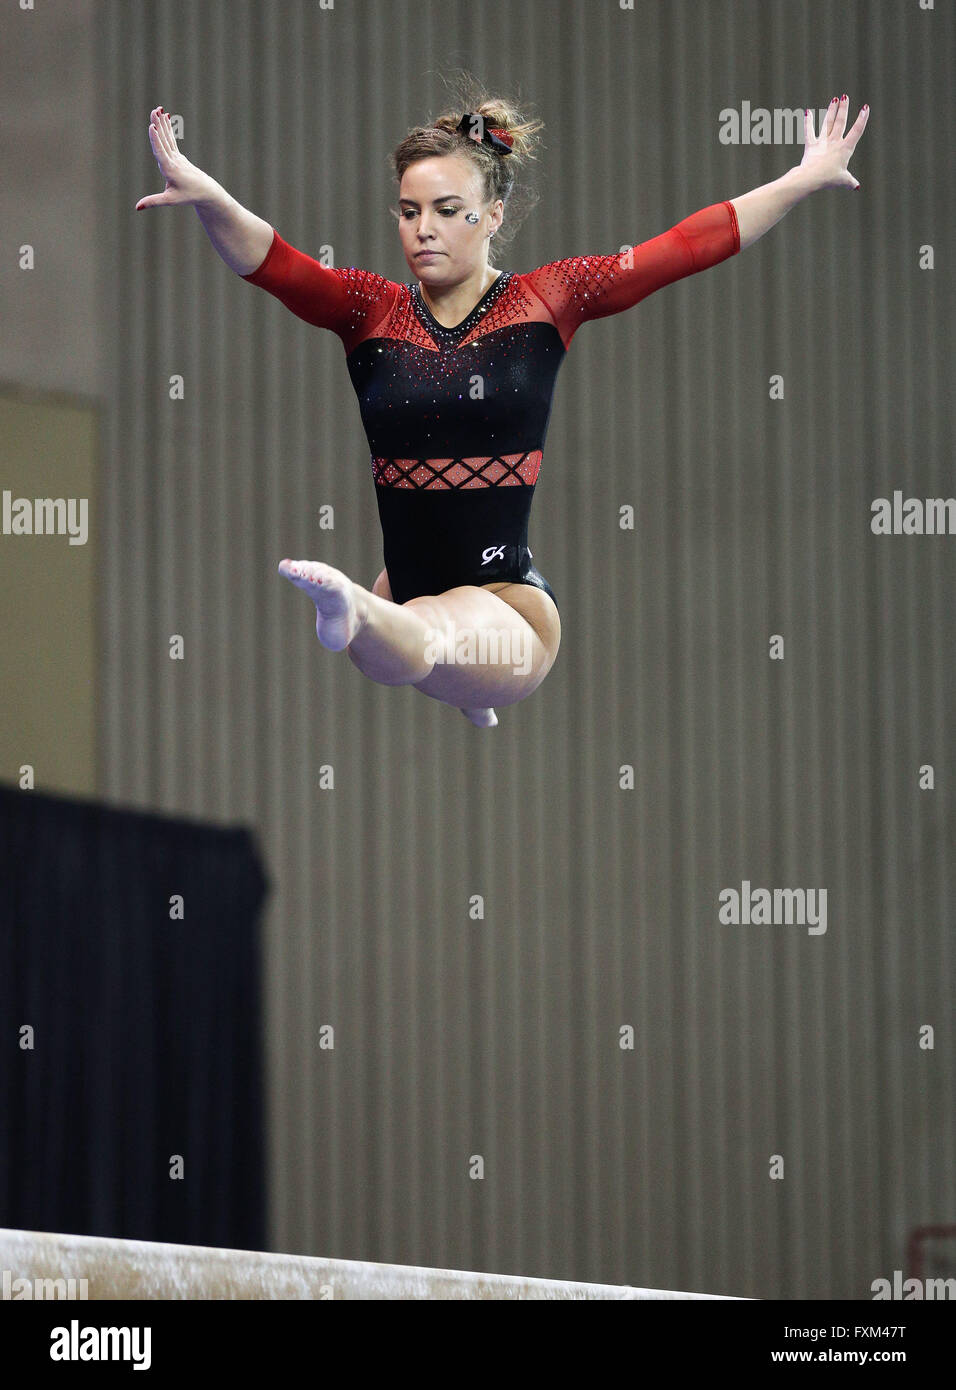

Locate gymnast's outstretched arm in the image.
[135,105,396,343]
[524,95,869,348]
[135,105,273,275]
[730,95,869,251]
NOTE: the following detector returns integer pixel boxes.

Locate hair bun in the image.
[456,112,514,156]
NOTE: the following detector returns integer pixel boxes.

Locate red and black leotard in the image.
[242,200,740,605]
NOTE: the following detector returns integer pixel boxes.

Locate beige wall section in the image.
[0,391,99,797]
[0,0,101,796]
[0,0,100,398]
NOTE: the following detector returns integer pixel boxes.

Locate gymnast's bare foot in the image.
[460,707,498,728]
[278,559,368,651]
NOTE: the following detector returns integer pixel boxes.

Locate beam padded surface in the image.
[0,1229,742,1300]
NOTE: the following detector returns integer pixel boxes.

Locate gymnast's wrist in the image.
[193,175,232,213]
[782,163,825,198]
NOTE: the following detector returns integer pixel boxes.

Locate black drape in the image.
[0,783,270,1250]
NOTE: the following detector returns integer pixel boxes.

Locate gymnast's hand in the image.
[135,107,220,210]
[799,95,869,192]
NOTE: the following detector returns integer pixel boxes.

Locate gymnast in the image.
[137,85,868,728]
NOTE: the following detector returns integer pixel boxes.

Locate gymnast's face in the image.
[398,156,503,283]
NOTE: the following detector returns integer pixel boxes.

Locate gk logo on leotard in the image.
[480,545,506,565]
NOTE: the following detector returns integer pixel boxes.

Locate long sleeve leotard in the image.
[242,199,740,604]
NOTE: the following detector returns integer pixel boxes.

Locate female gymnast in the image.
[137,85,868,728]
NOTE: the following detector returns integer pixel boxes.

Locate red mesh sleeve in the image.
[524,200,740,348]
[242,228,400,351]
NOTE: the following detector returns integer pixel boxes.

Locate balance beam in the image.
[0,1228,742,1300]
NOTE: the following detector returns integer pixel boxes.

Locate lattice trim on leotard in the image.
[371,451,543,489]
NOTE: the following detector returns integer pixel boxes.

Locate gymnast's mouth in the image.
[415,250,444,258]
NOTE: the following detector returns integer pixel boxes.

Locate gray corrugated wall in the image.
[95,0,955,1297]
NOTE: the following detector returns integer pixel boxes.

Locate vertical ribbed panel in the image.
[96,0,956,1298]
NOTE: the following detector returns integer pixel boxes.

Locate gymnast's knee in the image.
[402,596,452,665]
[370,567,394,602]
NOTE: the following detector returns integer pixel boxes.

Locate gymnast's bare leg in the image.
[277,559,560,727]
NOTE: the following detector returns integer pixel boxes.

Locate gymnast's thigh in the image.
[371,567,560,663]
[479,580,561,655]
[405,583,558,705]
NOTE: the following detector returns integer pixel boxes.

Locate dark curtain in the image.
[0,783,270,1251]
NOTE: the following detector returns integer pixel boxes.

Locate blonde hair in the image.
[390,70,544,247]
